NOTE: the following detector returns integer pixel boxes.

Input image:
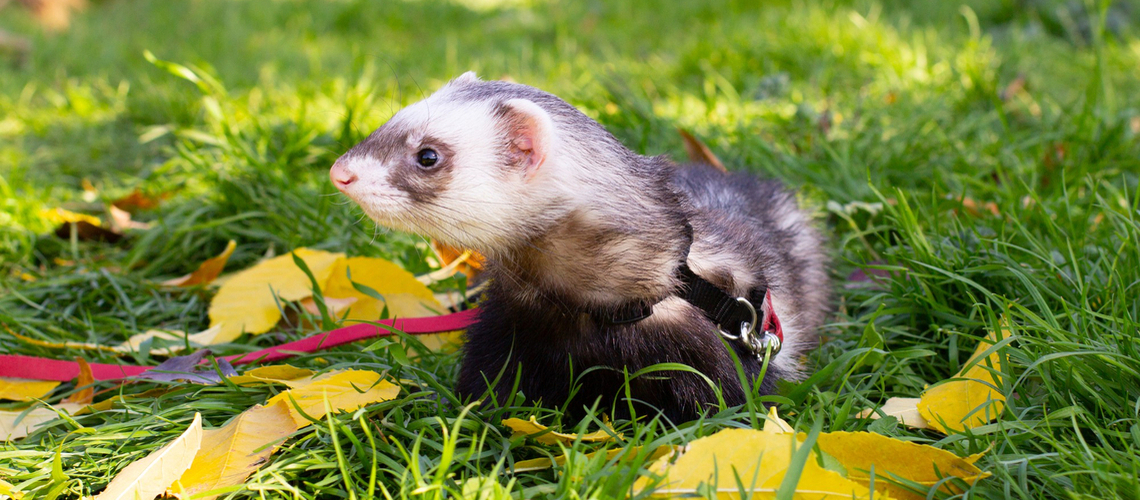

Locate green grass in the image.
[2,0,1140,498]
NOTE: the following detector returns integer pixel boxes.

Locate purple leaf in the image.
[133,349,236,384]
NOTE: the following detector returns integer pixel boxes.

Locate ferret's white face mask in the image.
[330,74,561,254]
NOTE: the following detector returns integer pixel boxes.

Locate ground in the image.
[1,0,1139,498]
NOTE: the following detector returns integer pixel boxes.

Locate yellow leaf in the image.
[162,240,237,287]
[459,476,510,500]
[0,377,59,402]
[0,403,85,441]
[94,413,203,500]
[855,397,929,429]
[226,365,315,386]
[266,370,400,428]
[322,256,456,351]
[813,431,990,500]
[208,249,343,343]
[81,388,170,414]
[634,427,875,499]
[39,207,101,226]
[763,405,795,434]
[917,320,1009,434]
[169,401,296,500]
[0,477,23,499]
[113,325,224,355]
[513,445,676,472]
[501,416,620,445]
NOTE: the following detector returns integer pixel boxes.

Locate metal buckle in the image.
[719,297,781,358]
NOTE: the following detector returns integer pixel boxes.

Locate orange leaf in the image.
[162,240,237,287]
[63,358,95,405]
[678,129,727,173]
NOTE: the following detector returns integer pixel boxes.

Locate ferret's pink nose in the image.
[330,162,358,190]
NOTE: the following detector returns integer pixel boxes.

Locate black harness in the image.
[591,261,783,359]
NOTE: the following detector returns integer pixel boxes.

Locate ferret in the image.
[331,72,829,422]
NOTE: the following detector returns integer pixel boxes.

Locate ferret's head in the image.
[331,72,619,254]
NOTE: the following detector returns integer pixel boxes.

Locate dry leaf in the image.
[956,197,1000,217]
[427,240,485,282]
[0,477,23,499]
[634,427,873,499]
[162,240,236,287]
[111,189,167,212]
[108,205,152,231]
[0,377,59,402]
[501,416,620,445]
[917,321,1008,434]
[856,397,928,429]
[678,129,727,173]
[40,207,123,242]
[62,358,95,405]
[169,401,296,500]
[0,403,85,441]
[513,445,676,472]
[113,324,226,355]
[299,296,358,316]
[94,413,203,500]
[266,370,400,428]
[322,256,458,351]
[813,431,990,500]
[81,388,170,414]
[208,249,342,343]
[226,365,315,386]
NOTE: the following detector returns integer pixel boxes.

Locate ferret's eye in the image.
[416,148,440,168]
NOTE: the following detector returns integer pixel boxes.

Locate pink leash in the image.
[0,309,479,382]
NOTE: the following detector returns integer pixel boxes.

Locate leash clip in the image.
[719,297,781,359]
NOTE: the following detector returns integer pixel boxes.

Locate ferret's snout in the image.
[329,161,358,191]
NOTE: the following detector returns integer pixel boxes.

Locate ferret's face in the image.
[331,74,558,254]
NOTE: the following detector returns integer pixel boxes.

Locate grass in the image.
[2,0,1139,498]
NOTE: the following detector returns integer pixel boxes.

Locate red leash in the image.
[0,309,479,382]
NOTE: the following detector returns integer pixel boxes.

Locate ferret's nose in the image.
[330,161,358,191]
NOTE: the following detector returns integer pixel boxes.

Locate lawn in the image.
[2,0,1139,498]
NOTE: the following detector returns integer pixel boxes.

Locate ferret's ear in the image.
[500,98,553,179]
[452,71,480,86]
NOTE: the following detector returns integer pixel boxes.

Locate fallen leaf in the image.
[956,197,1000,217]
[162,240,237,287]
[226,365,314,386]
[513,445,676,472]
[112,189,167,212]
[0,377,59,402]
[81,388,170,414]
[634,427,873,499]
[322,256,457,351]
[169,401,296,500]
[62,358,95,405]
[678,129,727,173]
[917,321,1009,434]
[108,205,152,231]
[813,431,990,500]
[502,416,619,445]
[0,477,23,499]
[460,476,511,500]
[1,403,85,441]
[299,296,358,316]
[114,325,226,355]
[856,397,928,429]
[208,249,342,343]
[427,240,485,283]
[133,350,237,384]
[94,413,203,500]
[266,370,400,428]
[40,207,123,242]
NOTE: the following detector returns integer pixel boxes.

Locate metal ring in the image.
[735,297,757,339]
